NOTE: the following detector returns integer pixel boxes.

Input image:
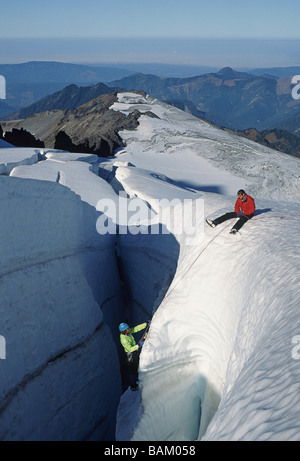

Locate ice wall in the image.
[117,231,180,325]
[0,176,123,440]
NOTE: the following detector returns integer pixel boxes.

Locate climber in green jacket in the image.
[119,321,148,391]
[119,322,147,353]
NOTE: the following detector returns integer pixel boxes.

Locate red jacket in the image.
[235,193,255,215]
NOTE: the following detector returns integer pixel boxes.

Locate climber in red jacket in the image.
[206,189,255,234]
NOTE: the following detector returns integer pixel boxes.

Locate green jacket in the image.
[120,322,147,353]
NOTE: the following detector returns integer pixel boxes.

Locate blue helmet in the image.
[119,323,129,332]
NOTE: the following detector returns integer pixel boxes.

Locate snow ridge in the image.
[111,93,300,441]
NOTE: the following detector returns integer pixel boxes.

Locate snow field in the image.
[0,147,40,174]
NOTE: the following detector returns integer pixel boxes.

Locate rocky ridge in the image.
[0,91,151,156]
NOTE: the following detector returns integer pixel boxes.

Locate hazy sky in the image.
[1,0,299,67]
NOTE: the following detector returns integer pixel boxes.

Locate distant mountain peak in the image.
[218,66,234,74]
[217,67,243,79]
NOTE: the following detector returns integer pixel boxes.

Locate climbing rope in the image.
[161,211,300,305]
[163,220,233,303]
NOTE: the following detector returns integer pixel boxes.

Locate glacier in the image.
[0,92,299,441]
[0,170,124,440]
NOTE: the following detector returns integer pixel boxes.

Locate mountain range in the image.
[6,81,124,120]
[108,67,300,132]
[1,63,300,157]
[0,61,134,117]
[1,61,300,127]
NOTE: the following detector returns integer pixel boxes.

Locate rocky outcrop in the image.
[1,127,44,148]
[0,92,148,157]
[54,94,142,155]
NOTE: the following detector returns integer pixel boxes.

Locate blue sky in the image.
[1,0,299,67]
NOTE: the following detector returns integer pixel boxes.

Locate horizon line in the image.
[1,36,300,41]
[1,59,299,71]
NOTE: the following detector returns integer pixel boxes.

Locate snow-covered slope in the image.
[1,92,300,441]
[108,93,300,441]
[109,92,300,201]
